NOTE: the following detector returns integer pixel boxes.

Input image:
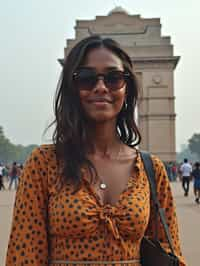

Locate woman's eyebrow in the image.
[104,66,122,70]
[78,66,123,72]
[83,66,122,70]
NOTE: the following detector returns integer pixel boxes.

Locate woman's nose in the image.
[93,78,108,93]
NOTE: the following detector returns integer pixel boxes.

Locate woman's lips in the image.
[88,98,112,103]
[90,101,110,107]
[87,99,112,108]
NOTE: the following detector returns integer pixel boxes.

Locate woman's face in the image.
[76,47,127,123]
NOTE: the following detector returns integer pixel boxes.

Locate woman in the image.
[6,35,186,265]
[191,162,200,204]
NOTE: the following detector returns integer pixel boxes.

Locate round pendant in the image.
[99,183,107,190]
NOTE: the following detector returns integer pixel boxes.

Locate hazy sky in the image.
[0,0,199,151]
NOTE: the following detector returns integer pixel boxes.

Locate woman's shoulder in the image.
[150,154,170,188]
[139,151,169,185]
[22,144,57,182]
[138,150,165,171]
[27,144,56,164]
[150,154,165,170]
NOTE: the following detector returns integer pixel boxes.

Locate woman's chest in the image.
[90,158,136,206]
[47,172,150,241]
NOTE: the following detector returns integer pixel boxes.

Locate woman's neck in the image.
[85,121,121,157]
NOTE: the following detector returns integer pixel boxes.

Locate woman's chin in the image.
[85,113,115,123]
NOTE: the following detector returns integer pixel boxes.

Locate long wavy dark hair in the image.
[51,35,141,189]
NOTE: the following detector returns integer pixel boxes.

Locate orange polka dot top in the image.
[6,145,186,266]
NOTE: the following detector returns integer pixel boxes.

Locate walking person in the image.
[171,163,177,182]
[2,165,9,183]
[191,162,200,204]
[180,158,192,196]
[8,162,19,190]
[6,35,186,266]
[0,163,5,190]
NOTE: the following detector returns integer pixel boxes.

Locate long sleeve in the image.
[6,147,49,266]
[145,156,186,266]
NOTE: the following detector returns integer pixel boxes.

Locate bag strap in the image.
[140,151,175,255]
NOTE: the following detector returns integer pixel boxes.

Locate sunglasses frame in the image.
[73,69,130,91]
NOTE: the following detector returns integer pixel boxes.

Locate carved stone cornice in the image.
[132,56,180,70]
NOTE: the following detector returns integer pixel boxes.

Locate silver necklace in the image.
[99,145,122,190]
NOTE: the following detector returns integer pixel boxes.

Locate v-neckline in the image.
[81,150,140,207]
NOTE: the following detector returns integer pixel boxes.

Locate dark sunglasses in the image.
[73,68,130,91]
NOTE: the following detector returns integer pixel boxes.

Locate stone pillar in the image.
[136,59,178,161]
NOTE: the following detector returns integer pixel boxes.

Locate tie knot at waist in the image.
[99,205,117,220]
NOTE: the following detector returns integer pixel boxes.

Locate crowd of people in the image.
[165,158,200,204]
[0,162,23,190]
[179,158,200,203]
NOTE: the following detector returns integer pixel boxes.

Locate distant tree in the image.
[177,144,198,163]
[0,126,38,163]
[0,126,14,162]
[188,133,200,160]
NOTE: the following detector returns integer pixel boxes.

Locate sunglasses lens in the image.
[74,69,96,90]
[73,69,128,91]
[105,71,126,90]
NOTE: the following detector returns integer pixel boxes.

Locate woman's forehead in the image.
[83,47,123,69]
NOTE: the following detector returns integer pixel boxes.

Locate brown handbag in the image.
[140,152,179,266]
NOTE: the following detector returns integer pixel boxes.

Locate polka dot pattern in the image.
[6,145,186,266]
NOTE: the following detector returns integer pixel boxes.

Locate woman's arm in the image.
[6,147,49,266]
[145,156,186,266]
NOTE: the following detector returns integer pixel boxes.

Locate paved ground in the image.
[0,181,199,266]
[0,189,15,266]
[171,182,200,266]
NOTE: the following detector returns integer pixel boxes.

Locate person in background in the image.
[191,162,200,204]
[164,162,172,181]
[171,163,177,182]
[8,162,19,190]
[2,165,9,183]
[180,158,192,196]
[17,164,23,177]
[6,35,186,266]
[0,163,5,190]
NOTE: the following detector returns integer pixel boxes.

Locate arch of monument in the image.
[60,7,180,162]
